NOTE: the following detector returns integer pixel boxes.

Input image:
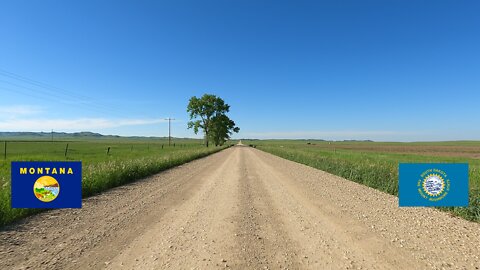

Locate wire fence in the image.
[1,140,201,161]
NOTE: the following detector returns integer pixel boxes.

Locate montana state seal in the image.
[417,168,450,202]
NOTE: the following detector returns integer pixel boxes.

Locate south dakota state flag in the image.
[399,163,469,207]
[11,161,82,208]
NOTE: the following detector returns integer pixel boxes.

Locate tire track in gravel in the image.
[245,147,426,269]
[249,147,480,269]
[0,148,235,270]
[235,147,302,269]
[105,146,241,269]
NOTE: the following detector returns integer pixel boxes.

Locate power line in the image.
[0,79,115,115]
[0,68,124,114]
[0,68,177,137]
[0,68,126,116]
[0,85,122,117]
[0,68,94,101]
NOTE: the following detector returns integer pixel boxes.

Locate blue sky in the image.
[0,1,479,141]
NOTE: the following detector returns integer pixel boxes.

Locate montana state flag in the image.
[11,161,82,208]
[399,163,469,207]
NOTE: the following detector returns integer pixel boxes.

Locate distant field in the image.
[246,140,480,222]
[0,138,226,226]
[297,140,480,159]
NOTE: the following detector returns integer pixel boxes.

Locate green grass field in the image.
[0,138,227,226]
[246,140,480,222]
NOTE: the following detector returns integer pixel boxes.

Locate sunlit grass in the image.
[252,141,480,222]
[0,139,226,226]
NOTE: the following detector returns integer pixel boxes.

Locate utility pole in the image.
[164,118,175,146]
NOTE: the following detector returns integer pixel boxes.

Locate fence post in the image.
[107,147,110,155]
[162,144,164,149]
[64,143,69,158]
[3,141,6,160]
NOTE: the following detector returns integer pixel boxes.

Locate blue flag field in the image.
[399,163,469,207]
[11,161,82,208]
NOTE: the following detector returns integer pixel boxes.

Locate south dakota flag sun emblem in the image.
[399,163,469,207]
[11,161,82,208]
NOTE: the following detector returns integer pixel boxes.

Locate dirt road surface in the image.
[1,146,480,269]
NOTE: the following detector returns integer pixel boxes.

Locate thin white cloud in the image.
[0,105,43,116]
[0,118,168,131]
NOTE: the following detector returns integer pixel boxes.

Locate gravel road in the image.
[1,145,480,269]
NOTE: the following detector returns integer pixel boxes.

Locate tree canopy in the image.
[187,94,239,147]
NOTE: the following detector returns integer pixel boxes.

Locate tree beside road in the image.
[187,94,239,147]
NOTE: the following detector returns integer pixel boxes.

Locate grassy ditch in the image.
[254,141,480,222]
[0,140,225,226]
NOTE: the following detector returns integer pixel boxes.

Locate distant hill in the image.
[341,139,374,142]
[0,131,196,141]
[0,131,114,139]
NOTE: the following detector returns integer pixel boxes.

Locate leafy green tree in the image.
[187,94,239,147]
[209,114,240,146]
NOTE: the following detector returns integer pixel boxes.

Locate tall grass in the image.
[256,143,480,222]
[0,146,225,227]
